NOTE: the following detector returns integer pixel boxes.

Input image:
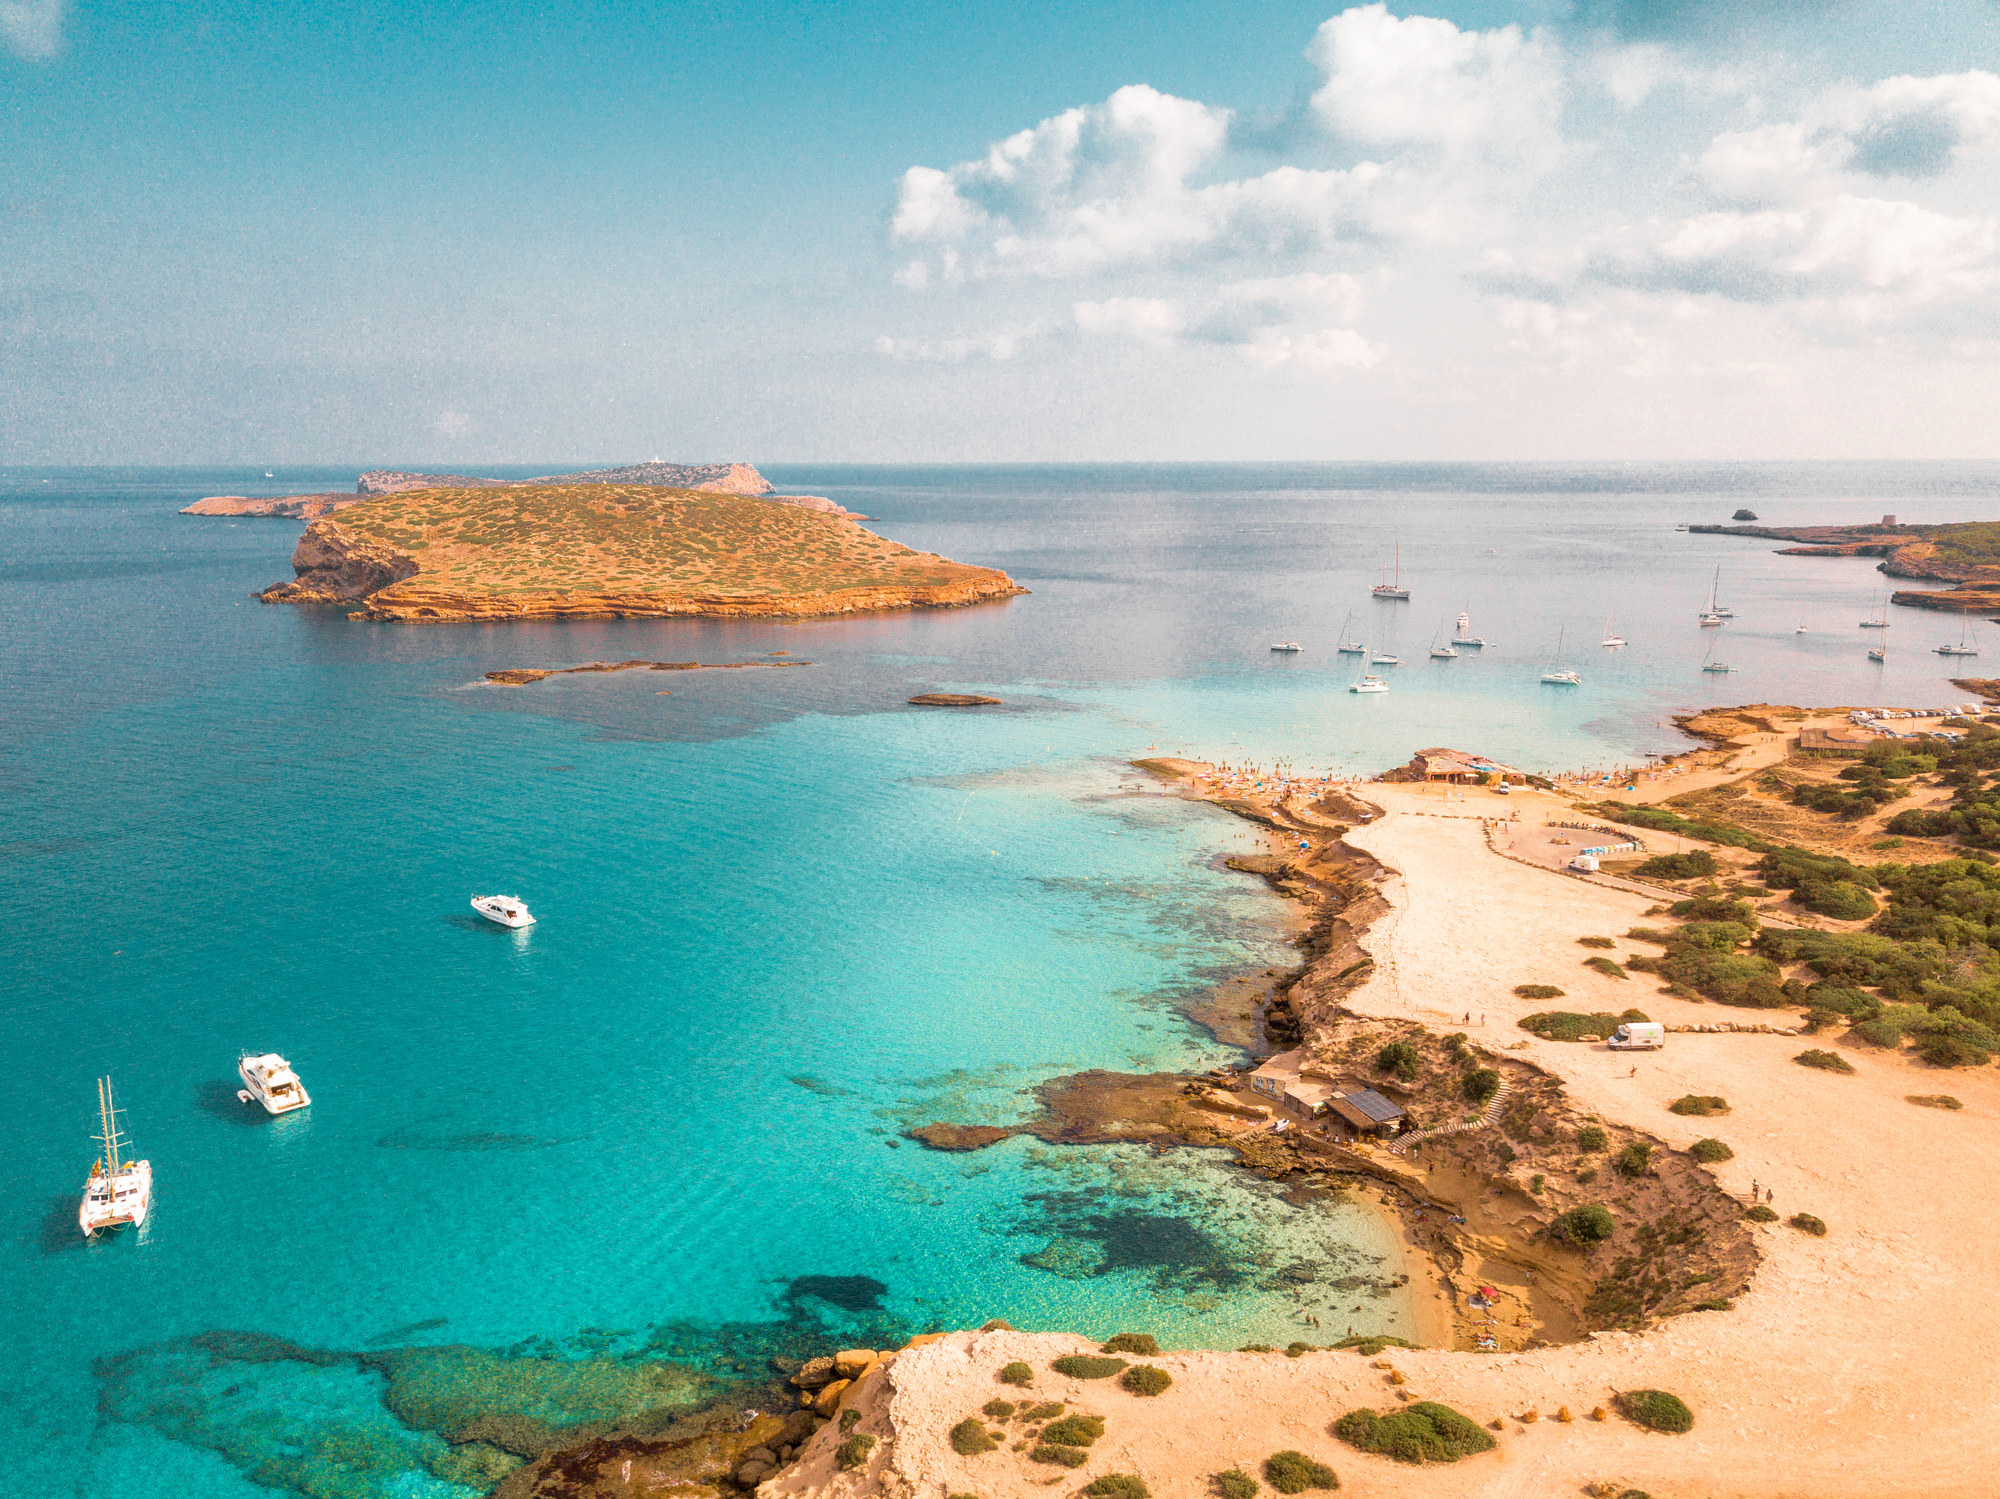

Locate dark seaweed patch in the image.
[1016,1195,1246,1292]
[782,1274,890,1312]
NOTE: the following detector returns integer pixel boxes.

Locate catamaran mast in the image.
[96,1076,125,1176]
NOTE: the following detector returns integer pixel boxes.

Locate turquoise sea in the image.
[4,462,1999,1497]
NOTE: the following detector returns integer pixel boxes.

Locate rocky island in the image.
[1692,517,2000,615]
[256,483,1023,623]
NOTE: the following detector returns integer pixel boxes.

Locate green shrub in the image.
[950,1418,997,1455]
[1121,1365,1172,1396]
[1214,1471,1259,1499]
[998,1361,1034,1386]
[1530,1173,1546,1193]
[1584,956,1628,979]
[1614,1142,1653,1177]
[1688,1138,1733,1163]
[1615,1389,1694,1434]
[1461,1068,1501,1104]
[1575,1166,1598,1183]
[1633,850,1718,880]
[1917,1032,1991,1067]
[1669,893,1758,925]
[841,1408,861,1433]
[1052,1355,1127,1379]
[1668,1094,1728,1116]
[837,1434,878,1470]
[1794,1049,1856,1074]
[1513,984,1565,998]
[1084,1478,1149,1499]
[1263,1450,1339,1493]
[1285,1342,1322,1357]
[1376,1041,1420,1081]
[1332,1403,1496,1464]
[982,1399,1015,1419]
[1577,936,1616,948]
[1548,1203,1615,1245]
[1020,1402,1065,1421]
[1576,1125,1608,1152]
[1745,1204,1778,1222]
[1907,1093,1965,1109]
[1852,1017,1906,1047]
[1789,1213,1828,1236]
[1101,1332,1160,1356]
[1691,1296,1733,1311]
[1519,1011,1644,1042]
[1031,1444,1088,1468]
[1330,1334,1419,1355]
[1795,879,1877,920]
[1040,1415,1105,1447]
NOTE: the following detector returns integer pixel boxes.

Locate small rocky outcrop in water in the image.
[1732,508,1759,521]
[907,1123,1016,1150]
[909,693,1002,706]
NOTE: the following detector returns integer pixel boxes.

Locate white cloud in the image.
[1237,327,1385,372]
[1073,297,1183,339]
[874,327,1037,362]
[1307,3,1563,168]
[1,0,65,59]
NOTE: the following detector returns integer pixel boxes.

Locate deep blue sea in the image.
[4,462,1998,1497]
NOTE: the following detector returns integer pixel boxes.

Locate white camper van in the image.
[1608,1022,1665,1050]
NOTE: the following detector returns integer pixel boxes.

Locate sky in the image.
[5,0,2000,464]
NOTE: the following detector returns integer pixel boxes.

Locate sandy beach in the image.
[763,746,2000,1499]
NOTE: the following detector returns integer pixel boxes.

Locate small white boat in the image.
[1349,674,1389,694]
[1371,652,1403,666]
[237,1053,311,1115]
[1541,626,1581,685]
[1601,609,1625,648]
[1270,641,1303,653]
[1861,589,1888,628]
[1335,611,1366,654]
[80,1077,151,1238]
[1795,618,1809,634]
[472,894,536,928]
[1701,645,1734,673]
[1935,616,1979,657]
[1429,619,1458,658]
[1372,544,1410,600]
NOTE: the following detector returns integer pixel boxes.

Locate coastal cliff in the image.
[258,483,1024,623]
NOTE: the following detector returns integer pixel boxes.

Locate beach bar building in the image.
[1246,1050,1407,1138]
[1393,747,1528,785]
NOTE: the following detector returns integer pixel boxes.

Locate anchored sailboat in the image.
[1860,589,1888,628]
[1429,618,1459,658]
[1372,544,1410,601]
[1602,609,1625,648]
[1701,640,1733,673]
[1698,566,1725,627]
[1541,626,1581,685]
[1869,625,1888,663]
[79,1076,152,1238]
[1454,604,1491,647]
[1935,613,1980,658]
[1335,611,1366,654]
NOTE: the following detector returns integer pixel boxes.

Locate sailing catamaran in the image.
[1372,544,1410,600]
[79,1076,152,1238]
[1601,609,1625,648]
[1349,669,1389,693]
[1335,611,1366,654]
[1698,566,1725,626]
[1541,627,1581,685]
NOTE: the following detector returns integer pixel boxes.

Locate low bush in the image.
[1577,936,1616,949]
[1614,1142,1653,1177]
[950,1418,997,1455]
[1795,879,1876,920]
[1688,1138,1733,1163]
[1584,956,1628,979]
[1462,1068,1501,1104]
[1632,850,1718,880]
[1917,1032,1992,1067]
[1332,1403,1496,1464]
[1530,1173,1546,1193]
[1575,1166,1599,1183]
[1214,1471,1259,1499]
[1691,1296,1733,1311]
[1794,1049,1856,1074]
[1101,1332,1159,1356]
[1513,983,1565,999]
[1040,1415,1105,1447]
[1052,1355,1127,1379]
[1790,1213,1828,1236]
[1519,1011,1644,1043]
[840,1408,861,1433]
[837,1434,878,1470]
[1668,1094,1728,1116]
[1614,1389,1694,1434]
[1331,1334,1419,1355]
[1263,1450,1339,1493]
[1084,1478,1149,1499]
[998,1361,1034,1386]
[1576,1125,1608,1152]
[1375,1041,1420,1081]
[1548,1203,1616,1245]
[1745,1204,1778,1222]
[982,1399,1015,1419]
[1031,1444,1088,1468]
[1907,1093,1965,1109]
[1121,1365,1172,1396]
[1020,1401,1065,1421]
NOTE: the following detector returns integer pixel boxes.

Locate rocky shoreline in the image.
[1690,520,2000,615]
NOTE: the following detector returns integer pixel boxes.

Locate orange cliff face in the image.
[256,483,1026,623]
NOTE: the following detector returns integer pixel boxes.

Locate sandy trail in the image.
[783,779,2000,1499]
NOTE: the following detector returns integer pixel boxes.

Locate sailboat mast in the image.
[97,1076,123,1175]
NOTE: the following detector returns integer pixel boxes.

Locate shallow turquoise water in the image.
[5,462,1998,1495]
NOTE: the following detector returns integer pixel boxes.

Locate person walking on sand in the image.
[1628,1066,1638,1078]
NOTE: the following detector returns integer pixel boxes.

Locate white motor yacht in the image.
[80,1077,151,1238]
[1349,674,1390,694]
[472,894,536,928]
[237,1053,311,1115]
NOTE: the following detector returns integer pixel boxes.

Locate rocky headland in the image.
[1692,519,2000,615]
[257,483,1023,623]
